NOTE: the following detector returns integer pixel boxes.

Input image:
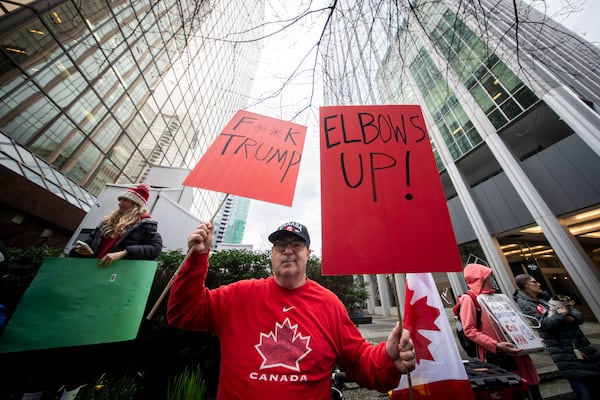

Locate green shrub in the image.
[167,364,206,400]
[77,370,143,399]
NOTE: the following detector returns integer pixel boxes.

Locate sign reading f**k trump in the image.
[183,110,307,206]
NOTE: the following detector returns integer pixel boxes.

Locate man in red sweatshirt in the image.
[167,221,416,400]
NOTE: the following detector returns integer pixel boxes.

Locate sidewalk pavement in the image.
[354,310,600,399]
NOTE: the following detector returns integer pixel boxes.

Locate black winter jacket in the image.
[513,289,550,326]
[514,290,600,380]
[70,216,163,260]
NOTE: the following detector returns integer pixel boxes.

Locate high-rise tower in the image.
[321,0,600,321]
[0,0,264,247]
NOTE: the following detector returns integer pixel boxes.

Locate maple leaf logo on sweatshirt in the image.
[255,318,312,371]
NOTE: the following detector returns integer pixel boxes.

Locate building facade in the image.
[322,0,600,321]
[0,0,264,248]
[213,195,251,249]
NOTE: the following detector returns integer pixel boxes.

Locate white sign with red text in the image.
[478,293,545,354]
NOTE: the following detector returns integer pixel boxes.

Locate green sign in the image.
[0,257,157,353]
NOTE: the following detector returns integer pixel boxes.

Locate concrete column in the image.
[363,274,377,314]
[543,85,600,157]
[376,274,391,317]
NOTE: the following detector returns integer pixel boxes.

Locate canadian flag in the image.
[391,273,475,400]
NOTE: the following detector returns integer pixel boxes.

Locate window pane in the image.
[470,85,494,114]
[30,115,79,160]
[488,109,507,129]
[0,82,59,145]
[500,98,522,120]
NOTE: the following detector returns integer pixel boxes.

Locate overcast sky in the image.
[241,0,600,257]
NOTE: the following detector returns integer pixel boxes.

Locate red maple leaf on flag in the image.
[403,286,441,363]
[255,318,312,371]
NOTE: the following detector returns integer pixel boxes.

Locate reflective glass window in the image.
[439,123,452,142]
[140,102,156,127]
[480,74,507,105]
[113,51,140,88]
[67,88,107,134]
[75,39,110,81]
[491,62,520,92]
[42,2,86,52]
[126,114,150,141]
[2,19,62,78]
[129,77,149,106]
[45,179,64,197]
[53,170,80,196]
[488,109,508,129]
[109,134,135,170]
[65,143,101,182]
[51,131,87,169]
[0,82,59,145]
[428,5,539,129]
[514,86,538,109]
[2,157,22,174]
[448,143,460,159]
[466,125,482,144]
[410,49,482,162]
[94,69,123,109]
[137,5,158,34]
[470,84,495,114]
[113,96,136,128]
[500,98,522,120]
[37,163,58,182]
[0,53,26,97]
[35,56,85,108]
[30,115,78,159]
[17,146,40,170]
[0,133,22,161]
[122,148,147,182]
[132,43,153,73]
[93,117,121,150]
[457,136,472,153]
[22,165,47,188]
[93,157,120,190]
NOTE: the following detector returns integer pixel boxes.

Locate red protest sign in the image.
[184,110,307,206]
[319,105,462,275]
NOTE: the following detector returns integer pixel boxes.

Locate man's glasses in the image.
[273,240,306,252]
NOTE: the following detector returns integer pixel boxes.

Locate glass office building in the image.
[0,0,264,247]
[321,0,600,321]
[213,195,250,248]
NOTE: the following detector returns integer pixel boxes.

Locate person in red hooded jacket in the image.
[460,263,542,400]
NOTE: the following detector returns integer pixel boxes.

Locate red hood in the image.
[464,263,494,295]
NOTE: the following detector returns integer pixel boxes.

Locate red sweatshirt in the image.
[167,252,401,400]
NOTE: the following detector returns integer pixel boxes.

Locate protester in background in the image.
[514,275,600,400]
[460,264,542,400]
[167,221,416,399]
[70,182,163,265]
[21,184,163,400]
[512,274,551,321]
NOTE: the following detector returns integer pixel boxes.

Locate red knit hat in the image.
[118,183,150,207]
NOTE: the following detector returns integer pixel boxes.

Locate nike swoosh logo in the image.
[283,306,295,312]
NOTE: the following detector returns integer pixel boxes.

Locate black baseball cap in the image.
[268,221,310,247]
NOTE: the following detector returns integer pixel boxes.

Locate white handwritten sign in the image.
[478,293,545,354]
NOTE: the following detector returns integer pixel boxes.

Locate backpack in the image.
[452,291,481,358]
